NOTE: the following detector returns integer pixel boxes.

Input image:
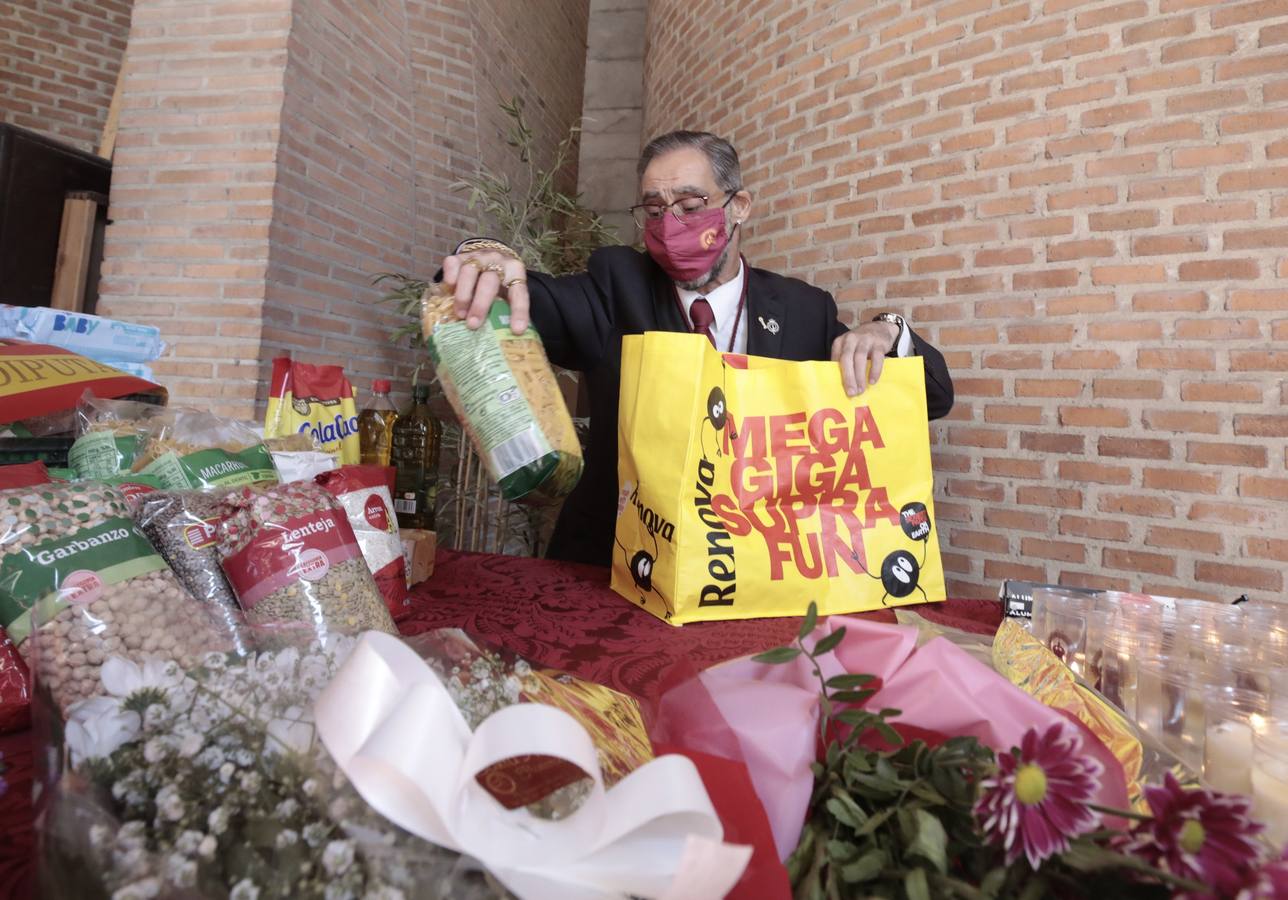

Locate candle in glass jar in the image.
[1253,724,1288,848]
[1205,720,1254,795]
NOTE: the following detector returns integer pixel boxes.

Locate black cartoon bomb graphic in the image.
[698,359,740,460]
[848,501,934,606]
[615,486,660,599]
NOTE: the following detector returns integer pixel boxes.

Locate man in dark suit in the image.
[439,131,954,567]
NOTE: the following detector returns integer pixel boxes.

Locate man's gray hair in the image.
[637,131,743,194]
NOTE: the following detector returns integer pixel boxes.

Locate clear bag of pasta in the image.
[420,285,583,504]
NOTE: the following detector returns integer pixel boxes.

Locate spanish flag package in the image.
[263,357,359,464]
[612,332,945,625]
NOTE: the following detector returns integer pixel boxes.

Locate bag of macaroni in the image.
[263,357,360,464]
[611,332,945,625]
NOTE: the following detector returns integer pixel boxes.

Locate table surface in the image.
[0,549,999,899]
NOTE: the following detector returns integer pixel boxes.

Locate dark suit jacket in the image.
[525,245,954,567]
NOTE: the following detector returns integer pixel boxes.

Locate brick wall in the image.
[94,0,291,417]
[644,0,1288,601]
[0,0,133,155]
[93,0,589,417]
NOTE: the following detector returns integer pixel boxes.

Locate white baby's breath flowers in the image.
[207,806,230,835]
[229,878,260,900]
[322,839,354,874]
[276,828,300,849]
[110,877,161,900]
[155,784,184,822]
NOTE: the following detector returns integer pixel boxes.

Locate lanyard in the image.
[670,256,749,354]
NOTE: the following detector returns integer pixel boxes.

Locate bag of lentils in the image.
[134,491,252,655]
[0,482,236,713]
[215,482,396,641]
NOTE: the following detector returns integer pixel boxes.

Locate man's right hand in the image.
[442,250,531,334]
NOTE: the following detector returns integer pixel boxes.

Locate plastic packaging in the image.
[0,304,165,364]
[263,357,360,464]
[420,286,582,504]
[0,482,235,714]
[134,490,252,655]
[133,409,279,490]
[390,383,441,529]
[215,482,396,642]
[0,460,52,490]
[270,449,337,484]
[358,378,399,467]
[67,393,166,480]
[315,465,408,620]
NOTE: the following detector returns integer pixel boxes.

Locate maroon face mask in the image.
[643,207,732,284]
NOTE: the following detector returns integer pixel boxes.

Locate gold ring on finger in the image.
[461,257,482,270]
[481,264,507,276]
[503,276,527,289]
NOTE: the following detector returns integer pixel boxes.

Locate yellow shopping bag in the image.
[611,332,945,625]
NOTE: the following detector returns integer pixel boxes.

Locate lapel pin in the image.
[757,315,780,334]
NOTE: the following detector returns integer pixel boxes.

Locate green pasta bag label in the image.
[68,431,139,479]
[142,444,278,491]
[0,516,165,643]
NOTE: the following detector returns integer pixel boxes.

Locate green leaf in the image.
[811,627,846,657]
[825,673,876,689]
[854,804,900,837]
[905,867,931,900]
[876,721,906,747]
[906,809,949,874]
[835,709,877,729]
[752,646,802,665]
[799,603,818,640]
[878,707,903,718]
[839,848,887,883]
[829,689,876,705]
[825,839,860,864]
[825,792,869,830]
[980,867,1007,898]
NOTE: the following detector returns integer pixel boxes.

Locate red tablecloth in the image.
[0,549,999,899]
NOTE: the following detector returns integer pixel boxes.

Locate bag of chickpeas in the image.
[0,483,236,714]
[215,482,396,642]
[420,285,583,504]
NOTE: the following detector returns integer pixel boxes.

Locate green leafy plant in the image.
[456,96,620,275]
[755,605,1215,900]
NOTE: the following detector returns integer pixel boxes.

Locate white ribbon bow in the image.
[315,632,752,900]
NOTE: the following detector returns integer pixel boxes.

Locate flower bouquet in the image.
[715,605,1287,900]
[32,625,720,900]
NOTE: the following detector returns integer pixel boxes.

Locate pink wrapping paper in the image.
[654,616,1129,860]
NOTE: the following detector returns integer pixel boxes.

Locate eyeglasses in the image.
[629,192,736,228]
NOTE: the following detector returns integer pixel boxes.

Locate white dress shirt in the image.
[676,259,748,354]
[675,258,913,357]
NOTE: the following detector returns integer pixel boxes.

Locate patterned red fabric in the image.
[0,549,996,899]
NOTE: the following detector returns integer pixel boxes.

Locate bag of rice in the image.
[420,286,583,504]
[315,465,409,621]
[0,482,236,713]
[215,482,396,641]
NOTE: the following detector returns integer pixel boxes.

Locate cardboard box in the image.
[401,528,436,586]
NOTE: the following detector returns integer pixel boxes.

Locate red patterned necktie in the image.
[690,297,716,348]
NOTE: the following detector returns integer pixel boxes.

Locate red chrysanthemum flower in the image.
[1236,848,1288,900]
[975,722,1103,869]
[1125,771,1264,896]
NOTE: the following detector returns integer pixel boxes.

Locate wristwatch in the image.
[871,313,909,356]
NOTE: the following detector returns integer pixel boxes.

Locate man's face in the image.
[639,147,750,288]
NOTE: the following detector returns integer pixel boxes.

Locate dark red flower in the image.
[1125,771,1264,896]
[1237,848,1288,900]
[975,722,1103,869]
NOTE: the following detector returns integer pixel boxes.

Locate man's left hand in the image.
[831,321,900,397]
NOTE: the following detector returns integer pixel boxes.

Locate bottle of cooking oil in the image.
[391,383,442,530]
[358,379,399,467]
